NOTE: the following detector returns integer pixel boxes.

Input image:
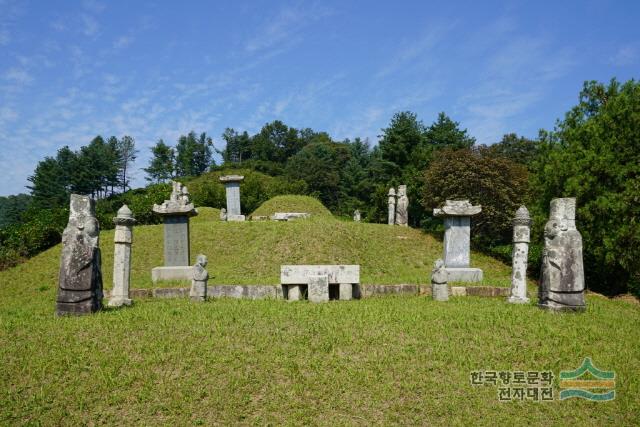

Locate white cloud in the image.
[610,45,638,66]
[244,3,332,54]
[81,14,99,36]
[113,35,133,49]
[3,68,33,85]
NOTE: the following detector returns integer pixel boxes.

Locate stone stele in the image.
[433,200,483,282]
[151,181,197,282]
[507,206,531,304]
[431,258,449,301]
[190,254,209,302]
[219,175,245,221]
[108,205,135,307]
[308,274,329,303]
[56,194,103,315]
[538,198,586,311]
[395,185,409,226]
[353,209,361,222]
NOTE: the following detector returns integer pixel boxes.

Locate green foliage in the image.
[532,78,640,296]
[144,139,175,183]
[485,133,540,169]
[175,131,214,177]
[421,147,530,247]
[0,194,32,228]
[186,169,308,214]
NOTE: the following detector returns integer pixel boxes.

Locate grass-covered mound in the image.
[250,195,332,218]
[0,203,511,289]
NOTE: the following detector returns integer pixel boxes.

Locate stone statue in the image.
[220,207,227,221]
[431,259,448,301]
[538,198,586,311]
[190,254,209,302]
[387,188,396,225]
[56,194,103,315]
[395,185,409,226]
[353,209,361,222]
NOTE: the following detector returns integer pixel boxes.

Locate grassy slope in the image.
[1,197,638,424]
[250,195,332,217]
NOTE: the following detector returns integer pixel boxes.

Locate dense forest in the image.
[1,78,638,297]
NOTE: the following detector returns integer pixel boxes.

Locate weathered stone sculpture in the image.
[508,206,531,304]
[151,180,198,282]
[433,200,483,282]
[539,198,586,311]
[108,205,135,307]
[190,254,209,302]
[353,209,361,222]
[219,175,245,221]
[395,185,409,226]
[388,187,396,225]
[431,259,449,301]
[220,207,227,221]
[56,194,103,315]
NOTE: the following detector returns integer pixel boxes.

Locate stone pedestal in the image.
[339,283,353,300]
[108,205,135,307]
[308,275,329,303]
[508,206,531,304]
[538,198,586,311]
[220,175,245,221]
[388,188,396,225]
[56,194,103,316]
[287,285,302,301]
[434,200,483,282]
[152,181,197,282]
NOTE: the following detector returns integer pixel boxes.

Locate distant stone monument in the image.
[395,185,409,226]
[433,200,483,282]
[190,254,209,302]
[151,180,198,282]
[387,187,396,225]
[219,175,245,221]
[353,210,361,222]
[538,198,586,311]
[220,208,227,221]
[508,206,531,304]
[108,205,135,307]
[431,259,449,301]
[56,194,103,315]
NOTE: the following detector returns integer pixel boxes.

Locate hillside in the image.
[0,201,512,293]
[250,195,332,218]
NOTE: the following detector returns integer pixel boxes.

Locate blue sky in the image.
[0,0,638,196]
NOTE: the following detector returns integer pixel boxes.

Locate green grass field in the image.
[1,197,638,424]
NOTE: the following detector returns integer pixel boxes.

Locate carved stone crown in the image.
[513,205,531,226]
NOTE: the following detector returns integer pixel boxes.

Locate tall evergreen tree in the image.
[117,135,138,192]
[144,139,175,183]
[175,131,214,177]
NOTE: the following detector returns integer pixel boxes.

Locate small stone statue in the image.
[431,259,449,301]
[538,198,586,311]
[220,207,227,221]
[388,188,396,225]
[56,194,103,315]
[395,185,409,226]
[190,254,209,302]
[353,209,361,222]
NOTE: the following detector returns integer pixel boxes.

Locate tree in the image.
[144,139,175,183]
[424,112,475,149]
[378,111,426,169]
[175,131,214,177]
[0,194,32,228]
[422,147,529,247]
[117,135,138,192]
[220,128,251,163]
[532,78,640,296]
[486,133,540,169]
[27,157,67,209]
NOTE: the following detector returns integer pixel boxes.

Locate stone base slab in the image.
[446,267,483,282]
[108,297,132,307]
[226,215,246,221]
[507,296,530,304]
[151,266,193,283]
